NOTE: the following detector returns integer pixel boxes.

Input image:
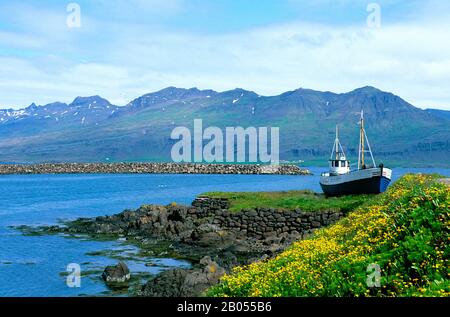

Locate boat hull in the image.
[320,167,392,196]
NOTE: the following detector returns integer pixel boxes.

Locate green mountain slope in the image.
[0,86,448,166]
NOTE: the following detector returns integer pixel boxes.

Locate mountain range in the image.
[0,86,449,167]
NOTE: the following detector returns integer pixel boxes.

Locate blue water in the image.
[0,167,448,297]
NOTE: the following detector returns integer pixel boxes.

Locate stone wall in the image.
[190,197,344,239]
[213,208,342,239]
[191,197,230,210]
[53,195,343,245]
[0,163,310,175]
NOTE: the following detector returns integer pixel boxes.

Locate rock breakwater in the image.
[0,163,310,175]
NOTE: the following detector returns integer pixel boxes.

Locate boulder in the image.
[188,223,236,249]
[141,269,188,297]
[180,256,226,295]
[141,256,226,297]
[102,261,131,283]
[168,206,188,222]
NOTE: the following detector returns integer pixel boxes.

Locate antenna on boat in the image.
[358,110,376,169]
[331,125,346,160]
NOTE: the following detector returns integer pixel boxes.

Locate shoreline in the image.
[17,194,346,297]
[13,176,447,296]
[0,162,311,176]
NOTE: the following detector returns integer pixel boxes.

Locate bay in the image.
[0,167,448,296]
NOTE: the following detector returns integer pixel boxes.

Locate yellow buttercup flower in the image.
[209,174,450,297]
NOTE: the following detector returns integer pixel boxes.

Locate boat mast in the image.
[359,110,365,169]
[358,110,376,169]
[335,125,339,160]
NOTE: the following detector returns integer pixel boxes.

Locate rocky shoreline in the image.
[0,162,310,175]
[20,195,346,297]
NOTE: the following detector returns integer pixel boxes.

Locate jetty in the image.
[0,162,310,175]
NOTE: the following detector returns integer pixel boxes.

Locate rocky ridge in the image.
[37,195,344,296]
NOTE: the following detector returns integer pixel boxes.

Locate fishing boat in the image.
[319,110,392,196]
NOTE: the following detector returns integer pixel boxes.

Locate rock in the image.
[213,251,238,269]
[263,235,281,245]
[263,231,277,239]
[168,206,188,221]
[291,230,300,236]
[141,269,188,297]
[102,261,131,283]
[141,257,226,297]
[145,262,157,267]
[188,223,236,249]
[181,258,226,295]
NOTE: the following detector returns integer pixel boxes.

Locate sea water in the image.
[0,167,448,296]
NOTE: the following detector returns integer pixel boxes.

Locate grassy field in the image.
[202,190,372,213]
[208,174,449,297]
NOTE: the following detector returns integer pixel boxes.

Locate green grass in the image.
[202,190,372,213]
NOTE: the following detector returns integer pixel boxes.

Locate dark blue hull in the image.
[320,175,391,196]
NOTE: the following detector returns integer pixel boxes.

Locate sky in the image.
[0,0,449,110]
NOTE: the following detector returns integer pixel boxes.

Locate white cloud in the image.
[0,2,449,110]
[98,20,450,109]
[0,30,45,49]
